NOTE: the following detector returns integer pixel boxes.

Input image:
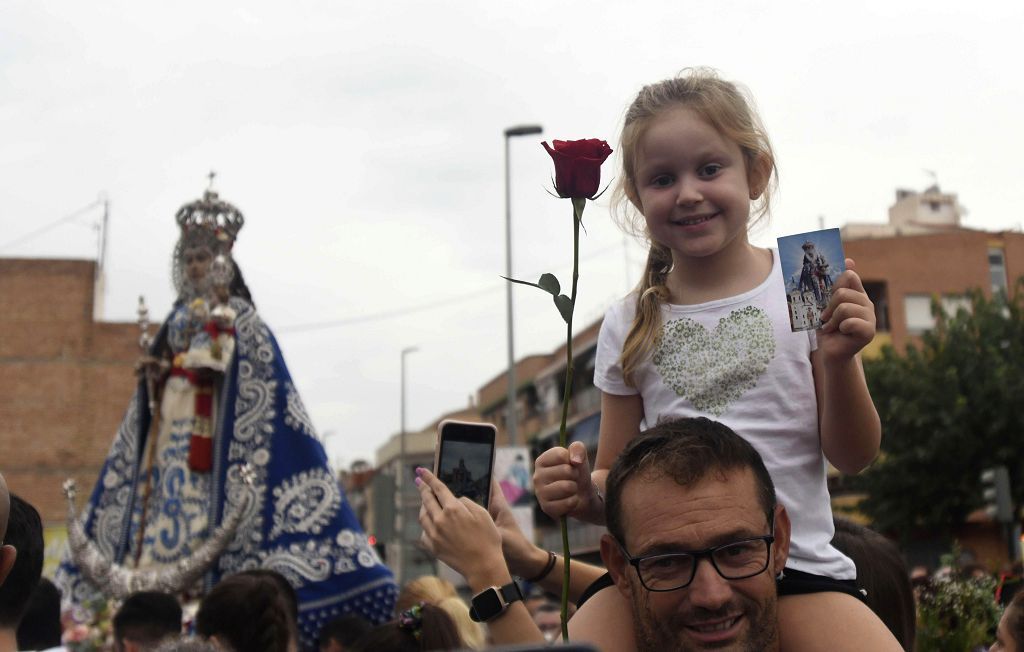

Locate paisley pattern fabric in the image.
[56,298,396,646]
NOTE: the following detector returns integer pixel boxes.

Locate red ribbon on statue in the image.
[203,322,235,339]
[171,362,217,472]
[188,379,215,472]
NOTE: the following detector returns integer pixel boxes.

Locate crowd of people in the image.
[2,68,1022,651]
[2,420,1023,651]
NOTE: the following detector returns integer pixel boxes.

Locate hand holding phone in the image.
[434,420,497,508]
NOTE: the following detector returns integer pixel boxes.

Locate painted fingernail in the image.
[415,477,423,486]
[415,467,425,476]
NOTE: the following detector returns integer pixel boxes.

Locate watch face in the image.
[474,588,504,617]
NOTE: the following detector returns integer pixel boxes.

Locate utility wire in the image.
[0,198,105,253]
[276,241,629,334]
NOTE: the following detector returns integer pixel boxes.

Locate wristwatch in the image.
[469,579,524,622]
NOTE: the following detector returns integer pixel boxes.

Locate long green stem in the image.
[558,197,584,641]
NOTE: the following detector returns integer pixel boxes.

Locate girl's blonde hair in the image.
[395,575,457,613]
[613,67,779,385]
[437,595,486,649]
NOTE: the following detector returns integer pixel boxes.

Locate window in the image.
[863,281,890,331]
[904,295,934,333]
[989,247,1008,295]
[904,294,972,333]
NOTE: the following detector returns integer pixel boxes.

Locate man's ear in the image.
[747,152,772,200]
[0,545,16,586]
[771,504,791,576]
[600,534,633,598]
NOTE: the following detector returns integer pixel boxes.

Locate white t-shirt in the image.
[595,249,855,580]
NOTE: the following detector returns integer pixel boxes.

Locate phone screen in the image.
[436,422,495,508]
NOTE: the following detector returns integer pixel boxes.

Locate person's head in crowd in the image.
[962,562,989,580]
[909,565,931,605]
[395,576,456,613]
[992,590,1024,652]
[600,417,790,651]
[832,518,915,651]
[16,577,62,651]
[318,613,373,652]
[435,596,484,650]
[531,601,562,643]
[348,603,462,652]
[112,591,182,652]
[231,568,301,652]
[234,568,299,623]
[0,474,14,587]
[0,494,44,637]
[195,572,296,652]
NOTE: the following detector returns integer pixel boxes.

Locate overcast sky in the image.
[3,0,1022,468]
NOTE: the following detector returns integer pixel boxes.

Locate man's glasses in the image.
[618,513,775,592]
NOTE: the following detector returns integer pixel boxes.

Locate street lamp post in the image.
[504,124,543,447]
[397,345,418,583]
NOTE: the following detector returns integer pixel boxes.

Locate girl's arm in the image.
[592,392,644,491]
[812,259,882,475]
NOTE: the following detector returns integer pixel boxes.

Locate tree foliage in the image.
[855,282,1024,542]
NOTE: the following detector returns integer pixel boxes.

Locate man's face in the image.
[601,468,789,652]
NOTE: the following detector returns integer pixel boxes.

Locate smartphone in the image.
[434,420,497,508]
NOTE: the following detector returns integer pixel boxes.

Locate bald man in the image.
[0,474,15,586]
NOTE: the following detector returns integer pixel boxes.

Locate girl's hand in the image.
[416,468,504,581]
[533,441,597,520]
[818,258,876,361]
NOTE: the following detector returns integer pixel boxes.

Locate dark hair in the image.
[319,613,373,649]
[349,604,462,652]
[196,573,294,652]
[235,568,299,623]
[831,519,916,651]
[0,494,44,627]
[605,417,776,544]
[16,577,62,649]
[113,591,182,647]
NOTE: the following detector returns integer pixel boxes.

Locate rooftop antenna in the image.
[923,169,938,190]
[207,170,217,192]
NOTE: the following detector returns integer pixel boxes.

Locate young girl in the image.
[535,68,898,649]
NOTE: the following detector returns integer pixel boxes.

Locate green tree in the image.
[855,282,1024,542]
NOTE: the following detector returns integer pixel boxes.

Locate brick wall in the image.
[0,258,138,524]
[845,230,1024,351]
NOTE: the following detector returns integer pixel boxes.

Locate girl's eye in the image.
[651,175,674,188]
[699,164,722,177]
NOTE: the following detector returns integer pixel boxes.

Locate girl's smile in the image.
[634,107,754,264]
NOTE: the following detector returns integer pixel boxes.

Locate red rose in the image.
[542,139,613,199]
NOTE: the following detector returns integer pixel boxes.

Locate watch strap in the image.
[469,579,523,622]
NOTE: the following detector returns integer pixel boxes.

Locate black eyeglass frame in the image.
[618,510,777,593]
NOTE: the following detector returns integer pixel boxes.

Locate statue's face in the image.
[183,246,213,284]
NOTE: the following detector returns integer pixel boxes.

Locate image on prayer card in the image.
[778,228,846,332]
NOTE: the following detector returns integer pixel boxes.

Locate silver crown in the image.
[175,189,245,249]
